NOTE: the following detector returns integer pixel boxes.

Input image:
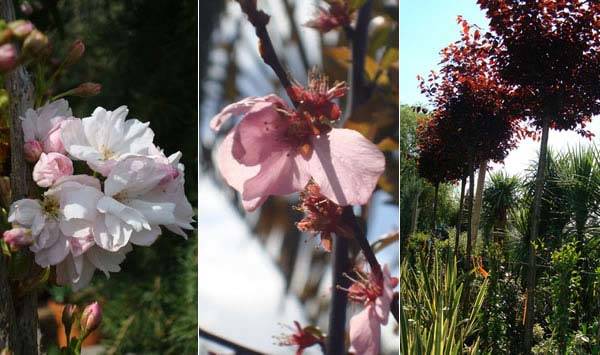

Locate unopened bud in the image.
[72,82,101,97]
[22,29,48,57]
[0,43,17,72]
[24,140,43,163]
[61,304,79,338]
[63,39,84,67]
[3,227,32,251]
[80,301,102,337]
[20,2,34,16]
[8,20,34,39]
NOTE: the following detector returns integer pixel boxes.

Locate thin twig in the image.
[198,327,263,354]
[236,0,298,106]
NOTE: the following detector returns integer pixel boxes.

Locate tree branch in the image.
[236,0,298,106]
[1,1,38,353]
[198,327,263,354]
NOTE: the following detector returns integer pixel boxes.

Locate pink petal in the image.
[349,307,381,355]
[210,95,286,131]
[242,151,310,201]
[309,128,385,206]
[232,102,290,166]
[374,264,396,324]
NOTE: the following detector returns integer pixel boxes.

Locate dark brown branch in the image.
[198,327,263,354]
[343,207,381,279]
[327,235,349,355]
[236,0,298,106]
[1,1,38,354]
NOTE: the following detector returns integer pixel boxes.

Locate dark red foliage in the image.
[478,0,600,136]
[416,17,519,185]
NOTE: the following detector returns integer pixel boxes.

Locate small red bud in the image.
[3,227,32,251]
[24,140,43,163]
[61,304,79,338]
[0,43,17,72]
[63,39,85,67]
[80,302,102,337]
[72,82,101,97]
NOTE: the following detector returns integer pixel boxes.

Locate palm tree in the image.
[482,172,522,249]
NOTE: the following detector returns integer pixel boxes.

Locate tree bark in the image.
[432,182,439,231]
[455,175,466,256]
[523,117,550,353]
[410,189,421,237]
[471,160,487,248]
[466,161,475,267]
[1,1,38,354]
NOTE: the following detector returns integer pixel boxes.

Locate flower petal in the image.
[210,95,286,131]
[242,151,310,200]
[309,128,385,206]
[349,307,381,355]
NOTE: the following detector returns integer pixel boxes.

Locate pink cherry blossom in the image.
[24,140,43,162]
[2,227,33,250]
[32,152,74,187]
[21,99,75,155]
[346,264,398,355]
[210,94,385,211]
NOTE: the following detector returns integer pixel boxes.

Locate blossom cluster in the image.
[3,99,194,290]
[210,73,385,212]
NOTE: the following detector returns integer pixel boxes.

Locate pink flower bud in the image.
[24,140,43,162]
[20,2,34,16]
[63,39,84,67]
[80,302,102,336]
[61,304,79,337]
[3,227,32,250]
[72,82,101,97]
[8,20,34,39]
[32,152,73,187]
[22,29,49,57]
[0,43,17,73]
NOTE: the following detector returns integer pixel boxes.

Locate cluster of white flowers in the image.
[4,99,194,290]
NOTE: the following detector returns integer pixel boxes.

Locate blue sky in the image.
[400,1,599,177]
[400,0,488,106]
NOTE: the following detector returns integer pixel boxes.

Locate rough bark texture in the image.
[523,117,550,353]
[471,160,488,247]
[1,1,39,354]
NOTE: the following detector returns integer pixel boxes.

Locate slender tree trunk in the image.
[466,161,475,266]
[455,175,466,256]
[523,117,551,353]
[1,1,38,353]
[432,182,439,231]
[410,189,421,237]
[471,160,488,248]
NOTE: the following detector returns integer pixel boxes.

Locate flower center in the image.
[100,145,115,160]
[42,196,60,218]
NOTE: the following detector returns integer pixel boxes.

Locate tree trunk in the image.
[410,189,421,237]
[455,175,466,256]
[466,161,475,266]
[432,182,439,231]
[471,160,488,248]
[1,1,38,353]
[523,117,551,353]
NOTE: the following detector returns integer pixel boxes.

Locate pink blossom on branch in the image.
[21,99,75,155]
[32,152,74,187]
[211,79,384,211]
[274,321,325,355]
[344,264,398,355]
